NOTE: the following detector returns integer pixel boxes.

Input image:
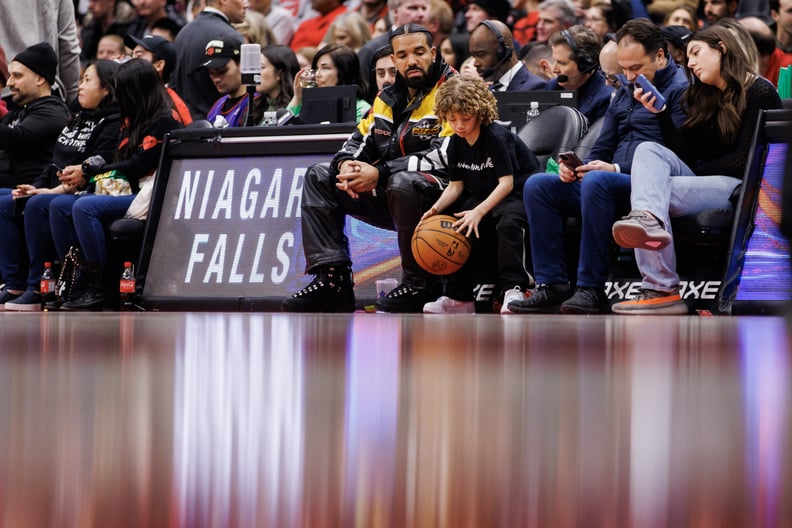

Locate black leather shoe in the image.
[374,283,434,313]
[507,283,573,314]
[61,287,105,311]
[560,286,609,314]
[282,265,355,313]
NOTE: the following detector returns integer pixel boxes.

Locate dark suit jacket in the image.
[506,65,546,92]
[171,11,243,120]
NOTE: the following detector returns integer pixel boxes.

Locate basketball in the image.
[411,214,471,275]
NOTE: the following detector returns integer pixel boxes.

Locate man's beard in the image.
[403,65,431,89]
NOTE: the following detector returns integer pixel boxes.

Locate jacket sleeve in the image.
[0,104,69,151]
[585,101,620,165]
[104,114,181,187]
[330,99,386,172]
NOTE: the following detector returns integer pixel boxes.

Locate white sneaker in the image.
[500,287,526,314]
[423,296,475,314]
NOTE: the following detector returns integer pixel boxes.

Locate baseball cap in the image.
[196,38,241,71]
[124,34,176,82]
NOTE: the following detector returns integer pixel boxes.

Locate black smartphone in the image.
[50,162,64,172]
[635,74,667,111]
[558,150,583,169]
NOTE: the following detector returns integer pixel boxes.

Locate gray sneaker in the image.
[612,287,688,315]
[612,210,672,250]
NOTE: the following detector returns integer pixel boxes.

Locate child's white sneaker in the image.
[423,296,475,314]
[500,286,527,314]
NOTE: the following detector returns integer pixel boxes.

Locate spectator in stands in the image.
[650,0,698,25]
[740,15,792,84]
[126,0,185,39]
[469,20,546,91]
[96,34,128,60]
[50,59,182,311]
[322,11,372,50]
[295,47,318,69]
[234,10,278,47]
[508,19,689,315]
[373,45,398,90]
[356,0,389,32]
[0,43,71,189]
[0,0,82,102]
[249,0,296,46]
[662,6,699,32]
[535,0,576,43]
[419,75,539,314]
[288,44,371,121]
[358,0,430,102]
[546,26,613,124]
[599,36,621,88]
[150,16,184,41]
[80,0,136,64]
[282,24,455,313]
[1,61,122,311]
[519,42,555,80]
[584,2,629,42]
[439,33,470,70]
[661,24,693,65]
[125,34,193,124]
[771,0,792,52]
[251,45,300,124]
[171,0,246,120]
[290,0,349,51]
[0,43,73,305]
[200,39,252,128]
[464,0,511,34]
[702,0,739,25]
[427,0,454,47]
[611,25,782,314]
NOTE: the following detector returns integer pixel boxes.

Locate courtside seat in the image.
[573,117,604,161]
[518,105,587,167]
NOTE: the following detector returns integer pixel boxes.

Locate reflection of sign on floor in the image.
[144,155,400,299]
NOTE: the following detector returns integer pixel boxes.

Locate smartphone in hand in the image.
[635,74,666,111]
[558,150,583,169]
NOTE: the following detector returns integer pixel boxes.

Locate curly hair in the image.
[433,75,499,126]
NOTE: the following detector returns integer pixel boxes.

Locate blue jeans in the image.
[524,170,630,288]
[0,189,26,290]
[50,194,135,267]
[21,194,61,290]
[629,142,741,291]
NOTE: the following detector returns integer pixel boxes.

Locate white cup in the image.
[376,278,399,298]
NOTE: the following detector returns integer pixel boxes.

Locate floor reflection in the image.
[0,313,790,527]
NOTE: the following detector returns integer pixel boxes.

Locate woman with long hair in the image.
[288,44,371,122]
[252,45,300,125]
[610,25,782,314]
[0,60,122,310]
[49,58,182,311]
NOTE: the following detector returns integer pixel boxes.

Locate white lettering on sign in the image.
[605,281,721,300]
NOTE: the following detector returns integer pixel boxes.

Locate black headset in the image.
[479,20,512,64]
[561,29,597,74]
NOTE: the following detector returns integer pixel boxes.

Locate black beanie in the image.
[13,42,58,85]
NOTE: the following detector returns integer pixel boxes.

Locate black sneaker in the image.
[4,290,43,312]
[375,283,433,313]
[0,286,22,309]
[282,265,355,313]
[560,286,608,314]
[507,283,573,314]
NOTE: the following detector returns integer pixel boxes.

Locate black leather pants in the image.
[300,162,443,289]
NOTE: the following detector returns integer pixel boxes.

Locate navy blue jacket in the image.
[586,59,688,174]
[507,64,546,92]
[545,71,613,125]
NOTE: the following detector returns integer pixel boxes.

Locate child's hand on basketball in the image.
[453,209,483,238]
[420,206,438,223]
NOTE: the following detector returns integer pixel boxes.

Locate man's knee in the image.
[387,171,440,200]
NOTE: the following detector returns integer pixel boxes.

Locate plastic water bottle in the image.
[525,101,540,124]
[120,261,136,311]
[40,261,55,311]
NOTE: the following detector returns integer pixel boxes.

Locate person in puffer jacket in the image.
[283,23,456,314]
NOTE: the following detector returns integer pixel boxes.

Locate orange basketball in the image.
[411,214,471,275]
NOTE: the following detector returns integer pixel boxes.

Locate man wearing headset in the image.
[468,20,546,91]
[545,25,614,124]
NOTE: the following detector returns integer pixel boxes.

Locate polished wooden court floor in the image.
[1,311,791,528]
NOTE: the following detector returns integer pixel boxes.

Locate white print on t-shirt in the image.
[456,157,494,172]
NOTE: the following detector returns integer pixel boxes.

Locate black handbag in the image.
[55,246,87,304]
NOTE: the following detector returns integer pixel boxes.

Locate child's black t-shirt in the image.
[447,122,539,200]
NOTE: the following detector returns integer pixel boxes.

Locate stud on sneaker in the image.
[423,296,475,314]
[611,287,688,315]
[612,210,672,250]
[281,265,355,313]
[501,286,528,314]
